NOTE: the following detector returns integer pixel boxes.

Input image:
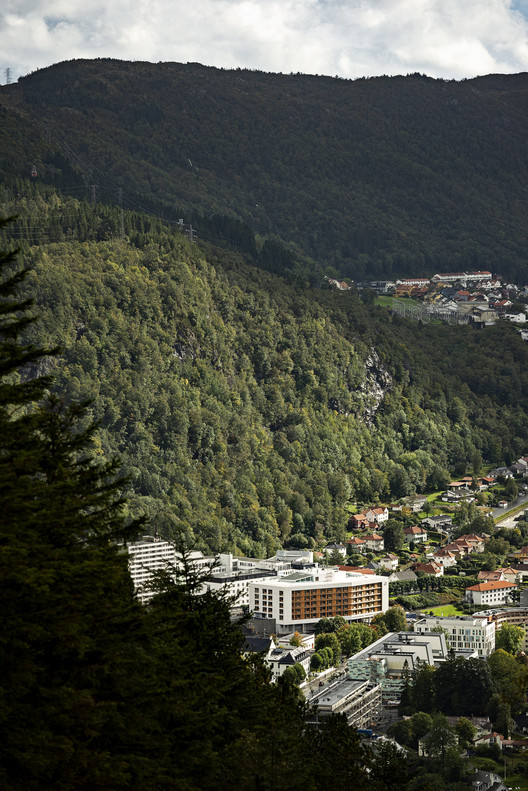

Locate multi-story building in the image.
[465,580,517,607]
[248,568,389,634]
[413,614,495,657]
[347,631,458,703]
[126,536,212,603]
[483,607,528,652]
[202,568,277,608]
[308,678,382,728]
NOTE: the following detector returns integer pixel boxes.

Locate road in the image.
[492,489,528,527]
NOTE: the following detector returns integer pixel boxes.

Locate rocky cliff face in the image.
[360,350,393,424]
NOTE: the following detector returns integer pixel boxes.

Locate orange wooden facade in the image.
[290,583,383,620]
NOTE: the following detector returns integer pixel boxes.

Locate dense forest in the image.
[2,219,488,791]
[0,60,527,280]
[2,187,528,556]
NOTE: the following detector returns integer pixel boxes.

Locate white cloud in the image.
[1,0,527,82]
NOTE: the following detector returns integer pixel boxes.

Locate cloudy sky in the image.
[2,0,528,83]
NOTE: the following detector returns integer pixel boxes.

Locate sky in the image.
[2,0,528,84]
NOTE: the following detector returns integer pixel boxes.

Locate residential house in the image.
[448,480,472,492]
[440,489,466,503]
[401,494,428,513]
[477,570,506,583]
[465,580,517,607]
[349,513,371,530]
[505,312,526,323]
[472,732,504,751]
[243,635,275,662]
[324,543,347,558]
[376,554,399,572]
[346,537,367,551]
[413,561,444,576]
[489,467,513,479]
[362,534,385,551]
[388,569,418,584]
[267,645,312,680]
[433,548,457,568]
[421,514,453,530]
[456,534,486,553]
[470,768,507,791]
[497,567,523,584]
[510,462,528,476]
[364,507,389,524]
[403,525,428,544]
[478,476,496,489]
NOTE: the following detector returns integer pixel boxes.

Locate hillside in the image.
[5,190,528,555]
[1,60,527,280]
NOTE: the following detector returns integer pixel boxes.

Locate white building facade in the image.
[413,614,495,657]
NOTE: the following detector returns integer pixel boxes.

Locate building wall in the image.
[467,587,514,607]
[413,615,495,657]
[249,571,389,633]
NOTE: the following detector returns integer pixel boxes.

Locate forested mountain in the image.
[0,60,527,280]
[3,187,528,556]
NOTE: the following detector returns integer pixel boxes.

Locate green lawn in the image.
[420,604,466,616]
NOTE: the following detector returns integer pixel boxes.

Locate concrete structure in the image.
[248,567,389,634]
[413,614,495,657]
[347,631,455,703]
[127,536,179,602]
[127,542,316,607]
[203,568,277,608]
[480,607,528,652]
[308,678,382,728]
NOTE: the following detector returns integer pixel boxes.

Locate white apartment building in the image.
[413,614,495,657]
[202,568,277,608]
[465,580,517,607]
[127,544,316,608]
[126,536,212,603]
[248,567,389,635]
[126,536,177,603]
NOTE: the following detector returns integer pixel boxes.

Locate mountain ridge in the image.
[1,60,527,280]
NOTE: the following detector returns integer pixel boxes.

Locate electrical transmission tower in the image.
[4,68,11,85]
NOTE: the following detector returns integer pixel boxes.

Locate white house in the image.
[362,533,385,551]
[403,525,428,544]
[365,507,389,524]
[323,543,347,558]
[267,646,312,680]
[433,548,458,568]
[376,553,399,571]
